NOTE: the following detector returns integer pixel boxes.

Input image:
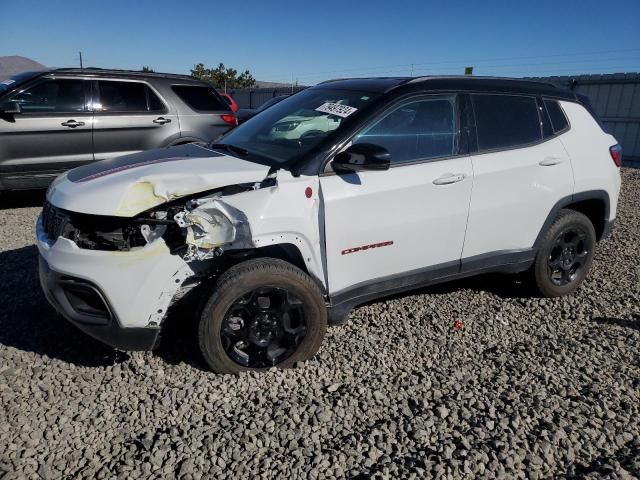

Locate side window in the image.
[543,99,569,133]
[171,85,229,111]
[7,79,86,113]
[147,87,166,112]
[353,95,457,164]
[472,94,541,151]
[97,81,164,113]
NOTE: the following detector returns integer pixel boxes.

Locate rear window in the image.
[172,85,228,111]
[472,94,542,151]
[97,81,165,113]
[544,99,569,133]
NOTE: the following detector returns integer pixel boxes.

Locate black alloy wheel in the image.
[198,258,327,373]
[547,227,589,286]
[221,287,307,368]
[532,209,596,298]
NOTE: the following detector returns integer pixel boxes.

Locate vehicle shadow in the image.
[0,245,129,367]
[365,272,536,308]
[153,289,210,371]
[0,189,46,210]
[592,315,640,331]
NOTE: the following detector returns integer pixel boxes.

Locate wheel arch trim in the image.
[533,190,611,247]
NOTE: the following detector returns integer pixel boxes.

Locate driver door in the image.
[319,95,473,296]
[0,77,93,188]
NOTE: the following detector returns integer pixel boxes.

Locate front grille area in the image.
[42,201,71,240]
[40,201,157,251]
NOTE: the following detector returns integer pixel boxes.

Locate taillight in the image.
[220,114,237,126]
[609,144,622,167]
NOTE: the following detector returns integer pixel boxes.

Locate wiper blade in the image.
[209,143,249,156]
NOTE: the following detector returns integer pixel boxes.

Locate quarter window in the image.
[171,85,228,111]
[353,95,457,164]
[472,94,541,151]
[6,79,86,113]
[544,99,569,133]
[97,81,165,112]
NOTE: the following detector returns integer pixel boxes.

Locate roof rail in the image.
[50,67,196,80]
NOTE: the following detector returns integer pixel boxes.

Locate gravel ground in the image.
[1,170,639,479]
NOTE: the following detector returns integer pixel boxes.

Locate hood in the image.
[47,144,271,217]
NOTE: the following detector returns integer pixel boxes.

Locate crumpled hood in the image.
[47,144,271,217]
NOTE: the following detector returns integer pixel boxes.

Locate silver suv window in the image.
[5,79,86,113]
[171,85,228,112]
[96,80,165,113]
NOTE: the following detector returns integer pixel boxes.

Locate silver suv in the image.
[0,68,236,191]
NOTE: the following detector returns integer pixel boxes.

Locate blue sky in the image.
[2,0,639,84]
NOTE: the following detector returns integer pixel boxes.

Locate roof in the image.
[46,67,197,81]
[316,75,576,100]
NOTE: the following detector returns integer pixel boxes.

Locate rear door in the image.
[0,77,92,188]
[92,79,179,161]
[462,94,574,263]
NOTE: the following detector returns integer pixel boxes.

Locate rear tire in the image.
[198,258,327,373]
[532,209,596,297]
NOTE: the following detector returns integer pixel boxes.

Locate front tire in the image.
[532,209,596,297]
[198,258,327,373]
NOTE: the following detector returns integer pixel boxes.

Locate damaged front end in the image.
[41,177,274,259]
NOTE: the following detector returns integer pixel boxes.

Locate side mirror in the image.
[332,143,391,173]
[0,102,21,114]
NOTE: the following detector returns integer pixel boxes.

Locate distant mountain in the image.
[0,56,47,78]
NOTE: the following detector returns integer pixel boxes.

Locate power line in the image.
[293,47,640,79]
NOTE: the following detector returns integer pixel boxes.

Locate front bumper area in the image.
[36,215,195,351]
[39,256,160,350]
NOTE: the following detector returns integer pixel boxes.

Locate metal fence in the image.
[229,87,306,110]
[232,73,640,167]
[528,73,640,167]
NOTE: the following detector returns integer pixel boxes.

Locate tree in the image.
[190,63,256,90]
[141,66,154,72]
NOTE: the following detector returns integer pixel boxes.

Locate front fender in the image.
[220,173,326,289]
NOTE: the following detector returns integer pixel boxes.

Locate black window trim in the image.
[468,92,574,156]
[3,76,92,117]
[541,97,571,136]
[322,92,465,174]
[92,79,168,115]
[170,84,230,113]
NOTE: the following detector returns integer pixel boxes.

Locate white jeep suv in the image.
[37,76,622,373]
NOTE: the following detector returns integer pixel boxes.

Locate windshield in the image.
[215,88,379,166]
[0,71,42,94]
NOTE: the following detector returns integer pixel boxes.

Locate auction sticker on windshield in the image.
[315,102,358,118]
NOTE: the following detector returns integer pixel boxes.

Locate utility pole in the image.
[79,51,83,69]
[291,73,294,94]
[410,63,414,77]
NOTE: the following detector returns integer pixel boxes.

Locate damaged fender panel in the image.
[217,172,327,289]
[175,197,255,261]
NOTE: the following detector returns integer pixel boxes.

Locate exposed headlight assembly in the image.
[174,196,250,261]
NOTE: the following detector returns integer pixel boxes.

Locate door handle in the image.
[433,173,466,185]
[61,120,85,128]
[153,117,171,125]
[539,156,565,166]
